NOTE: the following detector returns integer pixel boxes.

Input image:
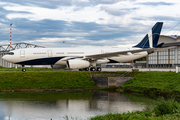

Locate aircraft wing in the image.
[83,46,176,60]
[61,45,176,61]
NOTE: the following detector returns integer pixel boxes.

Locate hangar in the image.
[147,35,180,68]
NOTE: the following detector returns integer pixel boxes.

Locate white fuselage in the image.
[2,47,147,68]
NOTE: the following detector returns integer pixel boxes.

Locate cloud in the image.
[150,16,180,21]
[0,7,8,17]
[2,0,72,9]
[91,0,123,4]
[99,18,105,20]
[0,0,179,48]
[100,6,137,16]
[0,17,143,47]
[2,0,122,10]
[138,2,174,6]
[2,0,136,11]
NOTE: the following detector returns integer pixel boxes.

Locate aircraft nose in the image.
[2,55,7,60]
[2,55,9,62]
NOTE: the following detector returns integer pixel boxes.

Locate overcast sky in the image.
[0,0,180,48]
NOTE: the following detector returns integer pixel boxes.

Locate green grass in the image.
[0,69,134,91]
[0,71,98,90]
[121,71,180,97]
[90,98,180,120]
[0,67,67,71]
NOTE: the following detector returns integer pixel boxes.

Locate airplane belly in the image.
[109,51,148,63]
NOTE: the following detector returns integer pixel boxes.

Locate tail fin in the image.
[134,22,163,49]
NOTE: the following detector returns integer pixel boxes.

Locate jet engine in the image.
[96,58,110,65]
[67,59,90,69]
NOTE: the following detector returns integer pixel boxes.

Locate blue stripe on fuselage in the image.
[15,57,65,65]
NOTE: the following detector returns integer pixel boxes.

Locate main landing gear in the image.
[79,67,102,71]
[90,67,102,71]
[22,65,26,72]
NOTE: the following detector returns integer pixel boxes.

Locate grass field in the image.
[122,71,180,97]
[0,68,133,91]
[0,71,99,91]
[0,67,66,71]
[1,69,180,96]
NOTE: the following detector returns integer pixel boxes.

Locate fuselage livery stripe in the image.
[15,57,65,65]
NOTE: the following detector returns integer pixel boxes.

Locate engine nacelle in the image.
[67,59,90,69]
[96,58,110,65]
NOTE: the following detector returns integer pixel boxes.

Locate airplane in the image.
[3,22,169,72]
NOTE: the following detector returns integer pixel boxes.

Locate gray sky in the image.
[0,0,179,48]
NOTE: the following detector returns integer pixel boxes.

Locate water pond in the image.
[0,91,156,120]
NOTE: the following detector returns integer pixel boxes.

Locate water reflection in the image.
[0,91,154,120]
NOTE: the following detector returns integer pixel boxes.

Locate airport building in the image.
[147,35,180,68]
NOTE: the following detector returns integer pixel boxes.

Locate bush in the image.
[91,113,124,120]
[153,97,180,116]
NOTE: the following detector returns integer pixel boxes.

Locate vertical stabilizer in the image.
[134,22,163,49]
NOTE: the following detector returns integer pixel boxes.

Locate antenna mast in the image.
[10,23,13,49]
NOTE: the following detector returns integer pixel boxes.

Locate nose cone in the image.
[2,55,8,61]
[2,55,11,63]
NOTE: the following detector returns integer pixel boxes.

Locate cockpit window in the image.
[7,52,14,55]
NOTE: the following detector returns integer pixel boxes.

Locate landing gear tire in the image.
[90,67,96,71]
[79,68,89,71]
[96,67,102,71]
[84,68,89,71]
[22,68,26,72]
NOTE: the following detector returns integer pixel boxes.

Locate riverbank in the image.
[1,70,180,95]
[0,71,132,91]
[91,71,180,119]
[0,71,99,91]
[91,98,180,120]
[120,71,180,98]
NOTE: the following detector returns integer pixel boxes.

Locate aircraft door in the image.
[48,50,52,57]
[20,50,25,58]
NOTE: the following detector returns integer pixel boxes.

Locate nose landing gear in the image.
[22,65,26,72]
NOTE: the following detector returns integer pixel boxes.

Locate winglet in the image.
[134,22,163,49]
